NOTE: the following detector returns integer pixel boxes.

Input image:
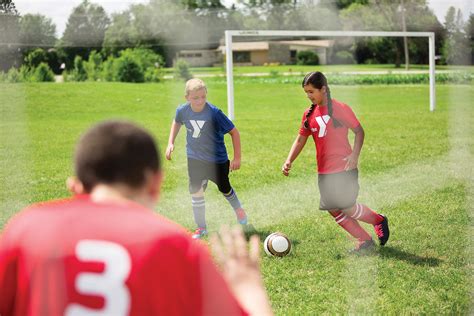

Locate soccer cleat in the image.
[374,214,390,246]
[235,208,248,225]
[350,239,375,254]
[192,227,208,239]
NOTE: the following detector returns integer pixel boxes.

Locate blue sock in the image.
[192,196,206,229]
[223,188,242,210]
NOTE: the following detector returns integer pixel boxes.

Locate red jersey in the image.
[299,99,360,174]
[0,195,246,316]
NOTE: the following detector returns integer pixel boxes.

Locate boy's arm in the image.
[282,134,309,176]
[166,120,182,161]
[228,128,241,171]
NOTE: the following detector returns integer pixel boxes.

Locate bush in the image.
[174,59,192,81]
[115,55,144,83]
[334,51,355,64]
[296,51,319,65]
[33,63,55,82]
[144,67,162,82]
[85,50,103,81]
[72,56,87,81]
[24,48,48,69]
[6,67,22,83]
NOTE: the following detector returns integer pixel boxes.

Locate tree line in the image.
[0,0,472,80]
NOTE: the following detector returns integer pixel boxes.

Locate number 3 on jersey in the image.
[65,240,132,316]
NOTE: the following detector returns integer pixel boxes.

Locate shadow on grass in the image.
[243,224,301,247]
[378,246,442,266]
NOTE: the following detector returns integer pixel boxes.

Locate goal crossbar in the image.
[225,30,436,120]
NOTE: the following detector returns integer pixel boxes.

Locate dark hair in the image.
[75,120,161,192]
[302,71,341,128]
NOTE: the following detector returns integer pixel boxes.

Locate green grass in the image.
[163,64,474,76]
[1,81,472,314]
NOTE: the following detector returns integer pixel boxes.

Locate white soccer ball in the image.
[263,232,292,257]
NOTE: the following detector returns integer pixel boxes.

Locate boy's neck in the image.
[190,103,206,112]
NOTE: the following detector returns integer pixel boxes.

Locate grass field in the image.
[1,81,473,314]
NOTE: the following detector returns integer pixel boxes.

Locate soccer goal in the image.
[224,30,436,120]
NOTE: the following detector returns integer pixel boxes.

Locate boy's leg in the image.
[188,158,208,238]
[213,160,247,225]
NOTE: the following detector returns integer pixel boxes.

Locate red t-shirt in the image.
[299,99,360,174]
[0,195,247,316]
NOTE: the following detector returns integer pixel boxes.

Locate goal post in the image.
[225,30,436,120]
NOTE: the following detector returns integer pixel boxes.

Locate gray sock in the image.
[223,188,242,210]
[192,196,206,229]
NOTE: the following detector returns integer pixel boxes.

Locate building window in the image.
[233,51,251,63]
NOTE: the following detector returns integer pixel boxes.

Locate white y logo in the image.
[190,120,206,138]
[315,115,330,137]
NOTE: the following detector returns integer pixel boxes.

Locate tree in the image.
[0,0,21,71]
[61,0,110,67]
[442,7,470,65]
[466,14,474,64]
[19,14,56,48]
[340,0,443,66]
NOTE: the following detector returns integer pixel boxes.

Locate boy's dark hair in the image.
[75,120,161,192]
[302,71,341,128]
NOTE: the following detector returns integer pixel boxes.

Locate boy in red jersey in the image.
[0,121,272,315]
[282,72,390,253]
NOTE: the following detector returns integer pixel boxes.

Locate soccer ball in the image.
[263,232,292,257]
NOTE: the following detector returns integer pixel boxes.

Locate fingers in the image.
[210,233,225,267]
[249,235,261,265]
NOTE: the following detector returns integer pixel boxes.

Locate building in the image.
[174,39,334,67]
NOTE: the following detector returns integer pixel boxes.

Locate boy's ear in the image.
[148,170,163,201]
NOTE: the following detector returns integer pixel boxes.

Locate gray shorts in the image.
[318,169,359,210]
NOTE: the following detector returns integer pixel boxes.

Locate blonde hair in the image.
[185,78,207,96]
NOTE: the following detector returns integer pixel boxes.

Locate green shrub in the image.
[33,63,55,82]
[144,67,162,82]
[0,71,6,82]
[174,59,192,81]
[72,56,87,81]
[115,55,144,83]
[334,51,355,64]
[101,57,115,81]
[296,51,319,65]
[24,48,48,69]
[85,50,102,81]
[6,68,22,83]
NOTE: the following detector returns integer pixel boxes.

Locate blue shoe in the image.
[235,208,248,225]
[192,227,208,239]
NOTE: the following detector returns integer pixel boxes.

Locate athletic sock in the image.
[347,203,384,225]
[191,196,206,228]
[223,188,242,210]
[331,211,372,242]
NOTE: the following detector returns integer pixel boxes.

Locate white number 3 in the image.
[65,240,132,316]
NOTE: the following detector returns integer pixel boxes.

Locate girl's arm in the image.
[166,120,182,160]
[228,127,241,171]
[344,124,365,170]
[282,134,309,176]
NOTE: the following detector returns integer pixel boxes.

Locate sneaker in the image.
[235,208,248,225]
[350,239,375,254]
[192,227,208,239]
[374,214,390,246]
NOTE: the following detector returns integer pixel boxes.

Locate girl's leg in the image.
[342,204,390,246]
[342,203,384,225]
[328,209,372,242]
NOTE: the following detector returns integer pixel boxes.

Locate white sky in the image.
[13,0,473,37]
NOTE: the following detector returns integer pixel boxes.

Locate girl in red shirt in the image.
[282,71,390,252]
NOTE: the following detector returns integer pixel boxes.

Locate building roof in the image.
[217,39,334,53]
[278,40,334,48]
